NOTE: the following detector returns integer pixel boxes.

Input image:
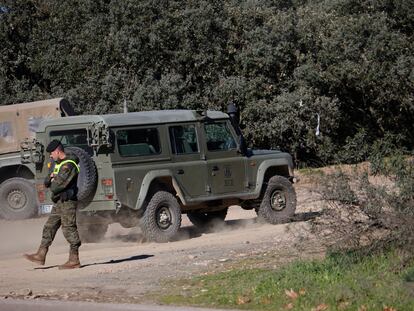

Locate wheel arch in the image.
[134,170,186,210]
[263,165,290,183]
[255,159,293,195]
[0,165,35,185]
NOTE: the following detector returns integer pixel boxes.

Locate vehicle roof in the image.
[0,98,68,154]
[0,97,65,112]
[37,110,229,132]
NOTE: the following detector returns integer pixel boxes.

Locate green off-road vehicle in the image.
[22,105,297,242]
[0,98,75,220]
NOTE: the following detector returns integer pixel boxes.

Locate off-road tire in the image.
[140,191,181,243]
[187,208,228,229]
[66,147,97,203]
[78,223,108,243]
[0,178,38,220]
[256,175,296,224]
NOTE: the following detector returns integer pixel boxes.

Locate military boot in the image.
[23,247,48,265]
[58,249,81,269]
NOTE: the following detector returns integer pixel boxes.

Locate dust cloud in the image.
[0,217,67,260]
[106,223,144,243]
[0,206,258,259]
[104,206,258,243]
[175,206,258,241]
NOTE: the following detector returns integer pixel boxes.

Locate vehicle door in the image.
[112,126,167,209]
[203,120,247,196]
[168,123,209,199]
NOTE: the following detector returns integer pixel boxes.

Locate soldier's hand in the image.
[60,191,68,202]
[52,195,59,203]
[44,178,51,188]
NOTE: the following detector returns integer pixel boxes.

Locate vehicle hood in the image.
[250,149,283,156]
[249,149,294,169]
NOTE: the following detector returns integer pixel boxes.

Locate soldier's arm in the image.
[50,163,77,194]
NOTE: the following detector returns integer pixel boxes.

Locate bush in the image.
[313,152,414,261]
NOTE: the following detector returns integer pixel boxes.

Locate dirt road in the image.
[0,182,323,304]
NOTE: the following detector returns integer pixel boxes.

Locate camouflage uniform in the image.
[40,154,81,251]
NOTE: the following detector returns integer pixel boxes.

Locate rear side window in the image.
[49,129,93,155]
[169,125,199,154]
[117,128,160,157]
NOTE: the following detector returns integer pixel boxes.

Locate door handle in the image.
[177,169,184,175]
[126,178,133,192]
[212,166,219,171]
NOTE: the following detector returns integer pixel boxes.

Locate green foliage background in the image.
[1,0,413,164]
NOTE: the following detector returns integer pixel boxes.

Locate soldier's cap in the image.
[46,140,63,153]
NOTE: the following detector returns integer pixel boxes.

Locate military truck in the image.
[0,98,75,220]
[26,105,297,242]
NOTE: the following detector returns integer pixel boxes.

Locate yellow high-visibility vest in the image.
[52,160,80,175]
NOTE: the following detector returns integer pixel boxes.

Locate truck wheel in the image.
[256,176,296,224]
[66,147,97,203]
[0,178,38,220]
[78,223,108,243]
[140,191,181,243]
[187,208,228,229]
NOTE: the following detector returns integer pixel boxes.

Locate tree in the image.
[1,0,413,165]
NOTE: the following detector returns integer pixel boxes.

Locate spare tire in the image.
[66,147,97,203]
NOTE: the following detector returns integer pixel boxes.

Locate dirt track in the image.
[0,182,323,304]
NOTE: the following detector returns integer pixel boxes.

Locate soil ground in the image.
[0,179,324,304]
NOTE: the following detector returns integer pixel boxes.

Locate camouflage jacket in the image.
[48,153,79,202]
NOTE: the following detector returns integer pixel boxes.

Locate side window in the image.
[28,116,47,133]
[0,121,13,142]
[117,128,160,157]
[50,129,93,155]
[169,125,199,154]
[204,122,236,151]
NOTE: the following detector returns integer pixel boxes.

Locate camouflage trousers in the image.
[40,200,81,251]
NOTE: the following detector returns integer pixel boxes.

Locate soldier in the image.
[23,140,82,269]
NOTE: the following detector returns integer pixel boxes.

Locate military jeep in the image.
[26,106,297,242]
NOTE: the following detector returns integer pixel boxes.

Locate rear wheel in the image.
[140,191,181,243]
[256,176,296,224]
[0,178,38,220]
[187,208,228,229]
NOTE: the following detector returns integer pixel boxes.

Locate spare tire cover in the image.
[66,147,97,202]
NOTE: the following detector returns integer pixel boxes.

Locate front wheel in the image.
[140,191,182,243]
[0,178,38,220]
[256,176,296,224]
